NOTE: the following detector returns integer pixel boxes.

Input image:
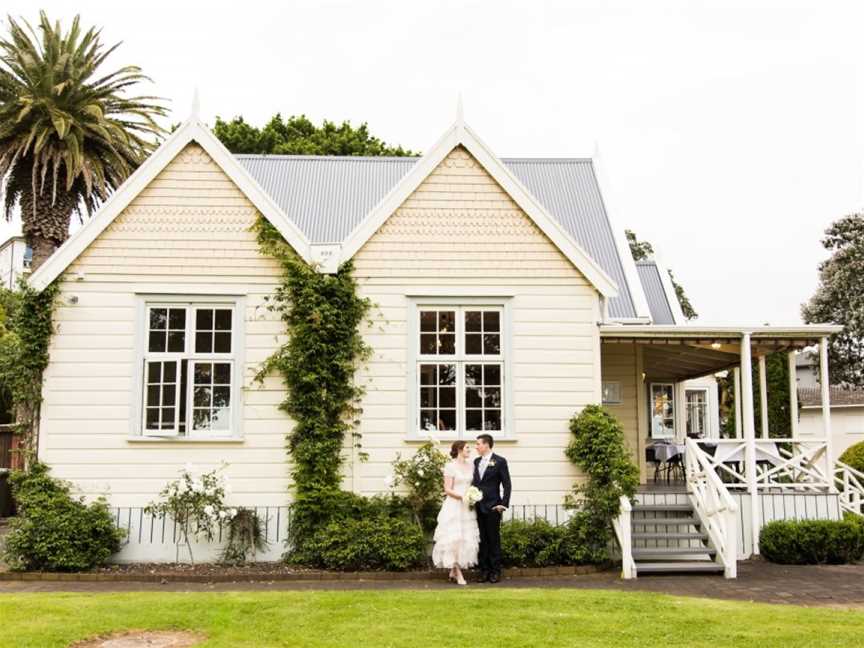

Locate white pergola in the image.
[601,323,844,554]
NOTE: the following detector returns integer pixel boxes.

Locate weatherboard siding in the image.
[353,146,603,503]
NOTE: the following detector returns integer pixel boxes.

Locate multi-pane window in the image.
[416,306,505,437]
[650,383,675,439]
[141,303,236,437]
[685,388,709,438]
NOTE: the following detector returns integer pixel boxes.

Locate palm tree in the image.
[0,12,167,270]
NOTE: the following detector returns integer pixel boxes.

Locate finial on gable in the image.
[456,92,464,125]
[190,88,200,120]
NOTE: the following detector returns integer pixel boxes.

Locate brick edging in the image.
[0,564,605,583]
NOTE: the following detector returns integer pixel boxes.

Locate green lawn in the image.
[2,588,863,647]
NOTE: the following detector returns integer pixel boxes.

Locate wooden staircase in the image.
[630,495,724,575]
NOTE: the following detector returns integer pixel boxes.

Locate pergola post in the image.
[787,352,799,437]
[758,355,769,439]
[740,332,761,554]
[819,337,835,490]
[733,367,742,438]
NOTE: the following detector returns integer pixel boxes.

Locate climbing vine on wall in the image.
[253,217,372,554]
[0,281,59,463]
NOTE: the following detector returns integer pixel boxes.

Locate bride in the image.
[432,440,480,586]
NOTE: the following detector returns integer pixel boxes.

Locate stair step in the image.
[632,546,716,557]
[632,532,708,540]
[631,517,700,526]
[633,504,692,512]
[636,561,725,574]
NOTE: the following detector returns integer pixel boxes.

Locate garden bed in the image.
[0,561,604,583]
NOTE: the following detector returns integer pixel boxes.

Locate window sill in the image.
[126,436,245,444]
[404,435,517,444]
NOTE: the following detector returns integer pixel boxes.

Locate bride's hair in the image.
[450,440,467,459]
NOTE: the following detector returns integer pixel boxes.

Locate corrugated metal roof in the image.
[799,386,864,408]
[635,260,676,325]
[236,154,637,318]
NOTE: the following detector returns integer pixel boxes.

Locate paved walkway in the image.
[2,560,864,607]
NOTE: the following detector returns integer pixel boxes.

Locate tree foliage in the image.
[717,352,791,438]
[213,114,417,156]
[0,11,166,268]
[625,229,698,320]
[802,213,864,386]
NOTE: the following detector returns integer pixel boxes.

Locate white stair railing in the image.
[685,439,738,578]
[834,460,864,516]
[612,495,636,579]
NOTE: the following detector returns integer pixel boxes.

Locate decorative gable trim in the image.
[336,120,619,298]
[28,118,311,291]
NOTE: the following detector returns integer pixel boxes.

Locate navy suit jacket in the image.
[472,453,512,514]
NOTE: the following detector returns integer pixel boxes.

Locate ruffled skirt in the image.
[431,497,480,569]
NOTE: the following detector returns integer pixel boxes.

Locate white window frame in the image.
[602,381,623,405]
[649,382,675,440]
[131,294,246,440]
[407,297,513,440]
[685,387,710,439]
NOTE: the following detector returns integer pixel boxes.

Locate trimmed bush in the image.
[300,516,426,571]
[3,463,124,571]
[760,518,864,565]
[840,441,864,474]
[501,515,611,568]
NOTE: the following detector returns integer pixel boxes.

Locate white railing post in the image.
[788,352,799,438]
[819,337,835,492]
[613,495,635,579]
[733,367,742,438]
[758,355,769,439]
[740,333,761,554]
[723,506,738,578]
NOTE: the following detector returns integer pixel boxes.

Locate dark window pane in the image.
[214,363,231,384]
[168,309,185,330]
[438,334,455,355]
[484,388,502,408]
[465,364,482,387]
[484,410,502,431]
[179,361,188,430]
[193,408,211,430]
[420,311,437,332]
[483,334,501,355]
[420,388,437,408]
[465,334,482,355]
[466,409,483,431]
[483,311,500,332]
[194,363,212,385]
[439,387,456,408]
[420,334,437,354]
[149,309,167,330]
[147,362,161,383]
[162,385,176,406]
[215,309,232,331]
[195,332,213,354]
[465,311,482,332]
[145,408,160,429]
[214,332,231,353]
[194,386,211,408]
[419,365,436,385]
[466,387,482,408]
[163,361,177,383]
[213,386,231,408]
[438,311,455,333]
[484,364,501,386]
[438,365,456,386]
[148,331,166,353]
[419,410,437,430]
[211,407,230,430]
[161,407,175,427]
[438,410,456,430]
[167,331,185,353]
[196,309,213,331]
[146,385,160,407]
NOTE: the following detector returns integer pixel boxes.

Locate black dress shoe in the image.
[478,571,489,583]
[488,572,500,584]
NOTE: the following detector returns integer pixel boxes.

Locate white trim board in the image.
[336,118,619,299]
[28,118,312,291]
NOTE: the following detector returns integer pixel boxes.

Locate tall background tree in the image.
[0,11,166,269]
[625,229,698,320]
[802,213,864,387]
[213,114,416,156]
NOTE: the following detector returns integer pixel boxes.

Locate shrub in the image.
[500,515,612,568]
[760,519,864,565]
[840,442,864,474]
[220,508,269,565]
[3,463,123,572]
[300,516,426,571]
[389,440,447,534]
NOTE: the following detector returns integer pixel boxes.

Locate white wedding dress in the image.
[432,461,481,569]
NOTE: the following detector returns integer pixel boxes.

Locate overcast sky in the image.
[3,1,862,325]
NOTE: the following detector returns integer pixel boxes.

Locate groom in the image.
[473,434,512,584]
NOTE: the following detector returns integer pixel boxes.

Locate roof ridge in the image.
[234,154,595,163]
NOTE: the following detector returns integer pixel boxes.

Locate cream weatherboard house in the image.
[27,109,856,576]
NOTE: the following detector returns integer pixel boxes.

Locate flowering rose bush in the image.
[388,439,447,533]
[145,464,233,563]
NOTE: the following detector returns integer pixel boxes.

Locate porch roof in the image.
[600,323,843,381]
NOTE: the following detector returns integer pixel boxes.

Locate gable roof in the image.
[634,258,686,325]
[28,118,312,291]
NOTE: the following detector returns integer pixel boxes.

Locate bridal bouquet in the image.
[464,486,482,510]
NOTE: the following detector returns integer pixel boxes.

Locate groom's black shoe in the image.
[477,571,489,583]
[488,572,500,584]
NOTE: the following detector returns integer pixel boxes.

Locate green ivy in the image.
[0,281,59,463]
[253,217,372,557]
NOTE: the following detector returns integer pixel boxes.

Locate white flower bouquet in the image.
[464,486,483,510]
